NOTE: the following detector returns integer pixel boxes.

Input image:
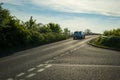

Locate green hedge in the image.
[95,36,120,49]
[0,4,70,55]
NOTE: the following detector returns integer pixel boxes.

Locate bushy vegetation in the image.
[95,28,120,49]
[103,28,120,36]
[0,4,70,51]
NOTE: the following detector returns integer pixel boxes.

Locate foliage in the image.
[47,23,62,33]
[24,16,37,31]
[63,28,70,39]
[38,25,51,33]
[103,28,120,36]
[95,28,120,49]
[0,4,70,52]
[0,16,31,48]
[84,29,92,35]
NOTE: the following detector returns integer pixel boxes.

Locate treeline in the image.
[0,4,70,49]
[95,28,120,49]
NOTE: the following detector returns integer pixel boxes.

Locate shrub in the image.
[30,31,45,44]
[95,36,120,49]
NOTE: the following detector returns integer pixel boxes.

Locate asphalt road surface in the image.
[0,35,120,80]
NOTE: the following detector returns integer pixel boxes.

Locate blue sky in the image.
[1,0,120,33]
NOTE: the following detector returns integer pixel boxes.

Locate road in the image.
[0,35,120,80]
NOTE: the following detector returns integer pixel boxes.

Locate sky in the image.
[1,0,120,33]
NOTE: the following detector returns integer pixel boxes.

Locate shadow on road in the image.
[0,44,43,58]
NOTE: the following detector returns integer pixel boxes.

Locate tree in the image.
[64,28,70,38]
[0,3,11,26]
[38,25,51,33]
[0,4,31,48]
[84,29,92,35]
[0,3,70,50]
[25,16,37,30]
[47,23,62,33]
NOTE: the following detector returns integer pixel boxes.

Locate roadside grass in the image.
[88,36,120,51]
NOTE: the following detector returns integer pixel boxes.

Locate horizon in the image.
[1,0,120,33]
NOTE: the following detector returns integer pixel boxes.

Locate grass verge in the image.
[88,37,120,51]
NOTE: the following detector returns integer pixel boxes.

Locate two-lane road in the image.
[0,35,120,80]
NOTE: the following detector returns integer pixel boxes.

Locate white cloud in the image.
[1,0,120,16]
[32,0,120,16]
[1,0,120,33]
[9,8,99,32]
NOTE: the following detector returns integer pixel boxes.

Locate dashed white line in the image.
[37,64,44,67]
[16,73,25,77]
[37,68,45,72]
[45,64,52,68]
[7,78,14,80]
[28,68,36,72]
[26,73,36,78]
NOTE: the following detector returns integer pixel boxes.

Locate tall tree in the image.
[64,28,70,38]
[84,29,92,35]
[47,23,62,33]
[0,3,11,26]
[25,16,37,30]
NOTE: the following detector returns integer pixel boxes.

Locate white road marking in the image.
[28,68,36,72]
[45,64,52,68]
[16,73,25,77]
[37,68,45,72]
[53,64,120,68]
[37,64,44,67]
[7,78,14,80]
[26,73,36,78]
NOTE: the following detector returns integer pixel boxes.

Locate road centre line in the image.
[28,68,36,72]
[37,68,45,72]
[36,64,44,67]
[16,73,25,77]
[26,73,36,78]
[45,64,52,68]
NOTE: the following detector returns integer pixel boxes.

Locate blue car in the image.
[73,31,85,40]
